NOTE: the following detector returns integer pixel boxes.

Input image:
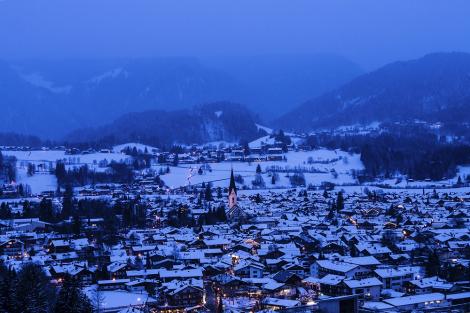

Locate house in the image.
[312,260,371,279]
[319,274,345,297]
[161,279,205,308]
[213,274,249,297]
[0,239,24,258]
[50,264,95,285]
[382,292,448,311]
[374,267,418,292]
[98,279,131,290]
[405,276,455,294]
[159,268,204,282]
[343,277,382,301]
[261,297,301,310]
[233,260,265,278]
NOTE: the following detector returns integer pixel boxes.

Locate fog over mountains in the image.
[0,54,361,139]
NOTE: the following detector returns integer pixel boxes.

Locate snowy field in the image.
[155,149,364,190]
[3,150,130,167]
[83,286,156,310]
[2,150,130,194]
[3,145,469,195]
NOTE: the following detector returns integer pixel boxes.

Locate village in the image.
[0,137,470,313]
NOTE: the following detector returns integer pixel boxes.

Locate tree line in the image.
[0,262,93,313]
[306,130,470,181]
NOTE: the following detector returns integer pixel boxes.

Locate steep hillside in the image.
[65,102,263,146]
[0,55,361,138]
[276,52,470,131]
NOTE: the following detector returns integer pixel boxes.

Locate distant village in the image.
[0,136,470,313]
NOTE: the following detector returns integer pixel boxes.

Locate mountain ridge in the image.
[0,55,361,138]
[65,102,264,147]
[275,52,470,131]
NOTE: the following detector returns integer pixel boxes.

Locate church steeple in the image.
[229,169,237,195]
[228,169,237,209]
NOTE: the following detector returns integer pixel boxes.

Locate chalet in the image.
[50,264,95,285]
[213,274,249,297]
[233,260,265,278]
[98,278,131,290]
[312,260,371,279]
[0,239,24,258]
[161,279,204,308]
[159,268,203,282]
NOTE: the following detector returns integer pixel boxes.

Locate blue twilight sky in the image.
[0,0,469,69]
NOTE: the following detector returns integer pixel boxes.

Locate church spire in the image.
[229,168,237,195]
[228,169,237,209]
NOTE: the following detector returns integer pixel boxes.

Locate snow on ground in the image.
[15,168,57,194]
[3,150,130,165]
[88,67,128,84]
[457,165,470,180]
[20,72,72,94]
[249,135,275,148]
[155,149,364,190]
[255,124,273,134]
[84,286,156,310]
[223,297,257,312]
[2,150,131,194]
[369,165,470,189]
[249,134,304,148]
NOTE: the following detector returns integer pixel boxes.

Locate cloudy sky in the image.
[1,0,469,69]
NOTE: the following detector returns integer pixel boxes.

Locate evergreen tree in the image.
[22,200,32,218]
[27,163,35,177]
[55,161,67,186]
[256,164,262,174]
[0,264,17,313]
[61,184,74,219]
[336,192,344,212]
[15,263,55,313]
[0,203,12,219]
[54,275,93,313]
[134,255,144,270]
[72,214,82,236]
[425,250,441,277]
[216,205,227,222]
[173,153,179,166]
[18,184,25,197]
[39,198,55,222]
[204,184,213,202]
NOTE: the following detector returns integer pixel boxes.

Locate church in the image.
[227,169,247,222]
